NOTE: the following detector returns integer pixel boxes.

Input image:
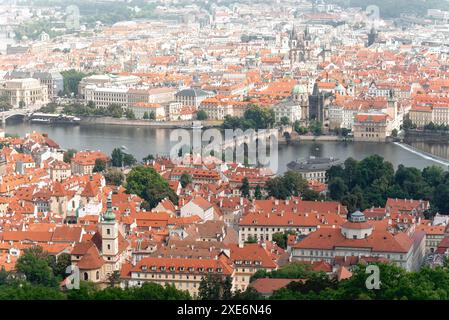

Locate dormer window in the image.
[217,268,223,273]
[151,266,156,271]
[179,267,185,271]
[169,266,175,272]
[141,266,147,271]
[207,268,213,272]
[160,266,166,271]
[198,267,204,272]
[188,267,194,272]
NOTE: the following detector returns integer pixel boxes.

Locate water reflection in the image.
[4,121,448,174]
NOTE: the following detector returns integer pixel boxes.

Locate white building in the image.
[180,196,214,221]
[0,78,48,108]
[272,99,301,124]
[291,211,426,272]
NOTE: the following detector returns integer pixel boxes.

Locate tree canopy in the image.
[266,171,308,199]
[222,105,275,130]
[125,165,178,209]
[326,155,448,214]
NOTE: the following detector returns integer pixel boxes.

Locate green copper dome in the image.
[103,192,116,222]
[292,84,307,95]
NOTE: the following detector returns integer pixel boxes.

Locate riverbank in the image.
[79,116,223,128]
[3,120,446,172]
[294,134,345,142]
[393,142,449,167]
[405,129,449,142]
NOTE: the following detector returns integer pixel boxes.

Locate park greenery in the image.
[125,109,136,120]
[14,18,66,40]
[222,105,275,130]
[293,120,323,136]
[61,70,89,97]
[38,102,59,114]
[63,102,126,118]
[423,122,449,132]
[6,248,449,300]
[125,165,178,210]
[403,117,449,132]
[17,0,159,29]
[266,171,323,201]
[247,261,449,300]
[326,155,449,215]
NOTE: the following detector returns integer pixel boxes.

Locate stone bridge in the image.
[201,126,292,154]
[0,105,42,122]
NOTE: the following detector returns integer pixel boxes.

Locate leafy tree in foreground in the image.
[198,275,233,300]
[15,246,57,287]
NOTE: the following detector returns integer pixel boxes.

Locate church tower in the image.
[100,192,119,259]
[289,25,313,66]
[367,27,378,47]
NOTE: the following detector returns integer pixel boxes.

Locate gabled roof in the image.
[77,245,104,270]
[250,278,304,295]
[81,181,96,198]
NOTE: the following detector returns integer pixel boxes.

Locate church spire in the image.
[102,192,115,222]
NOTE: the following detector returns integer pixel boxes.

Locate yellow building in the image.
[408,106,432,128]
[124,254,234,297]
[352,113,390,142]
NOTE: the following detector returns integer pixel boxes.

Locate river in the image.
[4,121,449,174]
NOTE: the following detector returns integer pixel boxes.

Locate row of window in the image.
[296,249,403,260]
[141,265,223,273]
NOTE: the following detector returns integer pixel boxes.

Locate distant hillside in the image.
[329,0,449,19]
